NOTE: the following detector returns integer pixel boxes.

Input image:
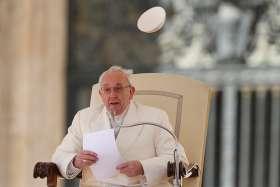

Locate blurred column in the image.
[220,85,237,187]
[268,86,280,187]
[238,86,253,187]
[0,64,11,187]
[253,87,267,187]
[0,0,67,187]
[204,90,217,187]
[0,5,12,184]
[203,90,221,187]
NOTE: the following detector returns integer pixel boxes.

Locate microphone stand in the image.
[174,144,181,187]
[119,122,186,187]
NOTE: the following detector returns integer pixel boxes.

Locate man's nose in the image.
[109,89,118,96]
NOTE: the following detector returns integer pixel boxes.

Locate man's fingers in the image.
[117,160,144,177]
[80,158,98,164]
[79,158,98,165]
[79,154,98,161]
[74,151,98,168]
[78,151,99,162]
[82,150,98,157]
[117,162,135,177]
[119,168,135,177]
[116,162,129,169]
[81,159,96,165]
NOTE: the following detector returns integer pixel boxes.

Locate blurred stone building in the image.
[1,0,280,187]
[158,1,280,187]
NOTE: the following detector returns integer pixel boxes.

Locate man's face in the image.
[99,71,135,115]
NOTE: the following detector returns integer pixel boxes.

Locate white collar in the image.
[106,104,130,126]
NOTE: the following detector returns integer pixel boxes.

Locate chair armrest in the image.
[33,162,62,179]
[33,162,81,187]
[33,162,61,187]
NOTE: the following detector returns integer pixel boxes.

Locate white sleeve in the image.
[66,158,82,179]
[52,111,83,179]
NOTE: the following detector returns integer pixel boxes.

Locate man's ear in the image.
[129,86,136,99]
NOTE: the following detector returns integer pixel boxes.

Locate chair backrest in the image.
[90,73,212,187]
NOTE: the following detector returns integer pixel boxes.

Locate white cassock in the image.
[52,101,188,187]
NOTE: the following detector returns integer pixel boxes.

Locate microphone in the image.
[108,107,122,138]
[117,122,198,187]
[109,106,117,121]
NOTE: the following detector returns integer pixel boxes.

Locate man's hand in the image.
[116,160,144,177]
[73,151,98,169]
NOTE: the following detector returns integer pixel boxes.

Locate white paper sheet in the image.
[83,129,125,180]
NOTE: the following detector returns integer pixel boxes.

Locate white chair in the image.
[90,73,212,187]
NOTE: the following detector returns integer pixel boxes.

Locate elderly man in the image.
[52,66,188,187]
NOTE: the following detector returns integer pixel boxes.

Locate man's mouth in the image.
[110,102,120,106]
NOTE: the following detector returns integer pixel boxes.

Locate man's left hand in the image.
[116,160,144,177]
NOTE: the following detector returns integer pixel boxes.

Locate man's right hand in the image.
[73,151,98,169]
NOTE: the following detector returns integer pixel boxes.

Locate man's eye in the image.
[104,88,111,92]
[114,87,122,92]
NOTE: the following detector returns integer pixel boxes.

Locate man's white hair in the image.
[98,66,133,85]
